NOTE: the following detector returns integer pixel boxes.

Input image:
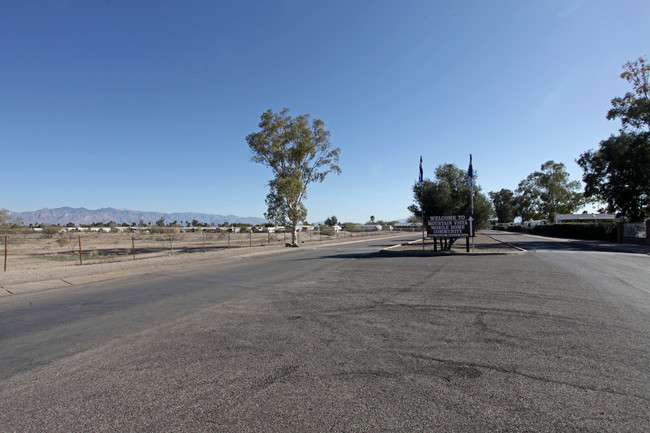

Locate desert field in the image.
[0,229,388,274]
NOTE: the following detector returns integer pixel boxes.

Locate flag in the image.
[467,154,473,187]
[419,156,423,183]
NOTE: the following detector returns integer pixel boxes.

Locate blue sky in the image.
[2,0,649,223]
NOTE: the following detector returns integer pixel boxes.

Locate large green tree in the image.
[409,163,493,248]
[514,161,583,222]
[247,108,341,245]
[489,189,516,223]
[577,57,650,222]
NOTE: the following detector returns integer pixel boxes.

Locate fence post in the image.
[228,231,230,248]
[616,221,624,243]
[4,235,7,272]
[202,230,206,252]
[249,229,252,247]
[646,220,650,245]
[132,237,136,260]
[79,236,83,266]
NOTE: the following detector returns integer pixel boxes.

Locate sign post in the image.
[425,215,475,252]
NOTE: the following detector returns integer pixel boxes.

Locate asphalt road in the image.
[1,232,648,432]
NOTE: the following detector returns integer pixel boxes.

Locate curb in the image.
[482,232,527,252]
[382,234,525,255]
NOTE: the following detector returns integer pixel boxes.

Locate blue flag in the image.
[419,156,423,183]
[467,154,473,187]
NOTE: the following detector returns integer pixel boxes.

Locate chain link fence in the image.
[622,222,647,239]
[1,228,392,272]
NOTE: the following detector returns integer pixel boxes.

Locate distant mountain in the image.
[7,207,267,226]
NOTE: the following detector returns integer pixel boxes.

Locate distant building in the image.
[260,226,285,233]
[554,214,616,223]
[394,223,421,231]
[358,224,383,231]
[523,219,547,228]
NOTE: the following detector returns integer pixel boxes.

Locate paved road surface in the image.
[1,232,648,431]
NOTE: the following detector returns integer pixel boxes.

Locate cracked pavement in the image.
[1,234,648,431]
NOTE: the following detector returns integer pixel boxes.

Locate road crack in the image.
[403,352,650,402]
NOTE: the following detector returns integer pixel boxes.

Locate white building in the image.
[554,214,616,223]
[358,224,383,231]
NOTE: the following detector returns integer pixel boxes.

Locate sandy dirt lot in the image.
[0,230,404,287]
[0,230,518,291]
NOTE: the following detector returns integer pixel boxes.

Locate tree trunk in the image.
[291,226,298,246]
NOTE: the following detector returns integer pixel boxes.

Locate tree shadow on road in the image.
[495,234,650,255]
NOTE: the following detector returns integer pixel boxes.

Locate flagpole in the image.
[471,182,474,252]
[421,186,425,253]
[469,154,475,252]
[419,156,424,253]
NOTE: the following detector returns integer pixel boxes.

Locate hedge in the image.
[506,223,617,241]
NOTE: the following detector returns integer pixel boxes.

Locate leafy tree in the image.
[247,108,341,245]
[578,132,650,221]
[41,225,59,238]
[578,57,650,222]
[489,189,516,223]
[376,219,398,228]
[324,215,338,226]
[515,161,583,222]
[369,215,375,224]
[514,177,544,222]
[155,217,166,227]
[606,57,650,132]
[408,163,493,245]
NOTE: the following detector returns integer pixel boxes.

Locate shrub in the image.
[507,223,617,240]
[530,223,616,241]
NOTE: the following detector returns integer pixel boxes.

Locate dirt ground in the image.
[0,230,399,286]
[0,231,519,289]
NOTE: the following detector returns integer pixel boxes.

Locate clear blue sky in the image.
[2,1,649,223]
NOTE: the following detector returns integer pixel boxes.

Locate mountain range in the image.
[7,207,267,226]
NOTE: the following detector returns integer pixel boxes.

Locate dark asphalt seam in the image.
[319,303,593,327]
[404,352,650,402]
[2,287,13,295]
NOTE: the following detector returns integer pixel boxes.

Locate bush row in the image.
[504,223,617,241]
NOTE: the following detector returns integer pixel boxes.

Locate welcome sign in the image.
[426,215,474,238]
